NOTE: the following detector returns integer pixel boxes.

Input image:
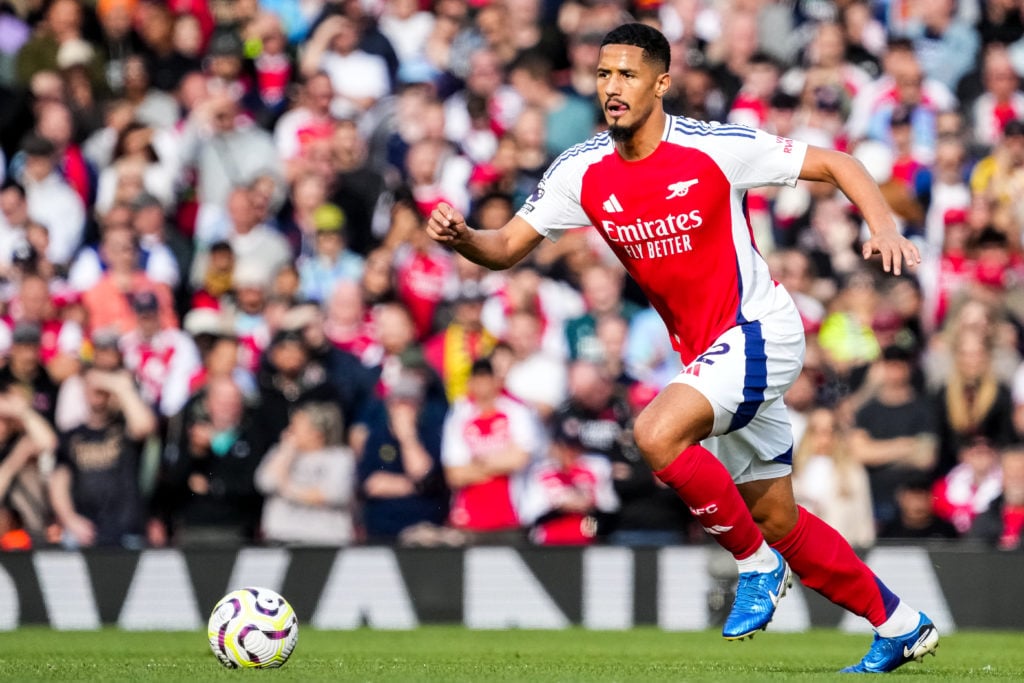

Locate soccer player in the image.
[426,23,939,674]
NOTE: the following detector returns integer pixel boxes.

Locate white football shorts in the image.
[669,284,805,484]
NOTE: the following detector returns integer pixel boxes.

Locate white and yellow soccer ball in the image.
[207,587,299,668]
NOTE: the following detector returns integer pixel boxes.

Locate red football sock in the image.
[654,445,764,560]
[771,506,899,627]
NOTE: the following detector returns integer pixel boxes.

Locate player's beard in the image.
[608,119,640,142]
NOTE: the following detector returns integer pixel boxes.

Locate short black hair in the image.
[601,23,670,73]
[0,178,25,198]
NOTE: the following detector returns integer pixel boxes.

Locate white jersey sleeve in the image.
[516,134,614,242]
[441,401,473,467]
[503,398,541,458]
[669,117,808,190]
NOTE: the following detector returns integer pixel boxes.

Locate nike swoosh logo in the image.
[902,627,934,658]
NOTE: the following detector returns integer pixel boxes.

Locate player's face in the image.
[596,45,667,141]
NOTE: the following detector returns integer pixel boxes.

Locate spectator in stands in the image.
[502,309,568,420]
[444,48,523,151]
[253,327,336,447]
[4,273,83,382]
[54,327,123,432]
[969,118,1024,233]
[926,298,1021,390]
[850,345,938,526]
[298,203,365,304]
[241,12,294,128]
[518,415,618,546]
[705,8,760,109]
[623,307,681,390]
[160,376,264,545]
[323,280,373,359]
[0,387,58,543]
[284,303,374,437]
[0,181,30,273]
[424,281,497,402]
[93,123,176,215]
[818,270,883,376]
[508,50,594,158]
[357,367,448,542]
[933,436,1004,535]
[379,0,435,71]
[82,224,177,334]
[274,72,335,164]
[120,291,201,418]
[13,134,85,268]
[255,402,357,545]
[566,263,641,361]
[878,474,959,540]
[186,92,282,214]
[120,53,179,129]
[299,14,390,121]
[74,195,181,291]
[441,358,538,542]
[902,0,979,92]
[604,380,691,546]
[970,447,1024,549]
[393,207,455,340]
[793,407,876,550]
[0,322,60,425]
[933,327,1017,472]
[848,39,954,165]
[552,360,630,463]
[193,185,292,281]
[968,44,1024,150]
[15,0,103,87]
[49,367,156,548]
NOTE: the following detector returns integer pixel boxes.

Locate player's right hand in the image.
[426,202,467,244]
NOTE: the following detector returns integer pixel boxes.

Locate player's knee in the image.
[633,408,700,469]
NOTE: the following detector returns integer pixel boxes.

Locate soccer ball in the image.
[207,587,299,669]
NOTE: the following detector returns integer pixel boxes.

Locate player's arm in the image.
[798,146,921,276]
[426,202,545,270]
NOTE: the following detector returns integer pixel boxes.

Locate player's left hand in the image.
[861,231,920,276]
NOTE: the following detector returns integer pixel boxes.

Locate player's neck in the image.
[614,110,667,161]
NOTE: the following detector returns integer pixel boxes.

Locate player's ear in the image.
[655,73,671,99]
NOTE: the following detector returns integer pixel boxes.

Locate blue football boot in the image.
[722,548,792,640]
[841,612,939,673]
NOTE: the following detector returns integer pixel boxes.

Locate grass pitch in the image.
[1,627,1021,682]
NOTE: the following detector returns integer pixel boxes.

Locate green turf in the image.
[0,627,1021,682]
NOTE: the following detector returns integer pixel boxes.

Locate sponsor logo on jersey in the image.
[666,179,699,199]
[599,209,705,260]
[775,136,794,154]
[602,193,624,213]
[702,524,734,535]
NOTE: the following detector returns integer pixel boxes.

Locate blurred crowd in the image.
[1,0,1024,552]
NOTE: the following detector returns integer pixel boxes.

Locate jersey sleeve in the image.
[506,400,541,457]
[441,403,472,467]
[515,153,592,243]
[687,123,808,190]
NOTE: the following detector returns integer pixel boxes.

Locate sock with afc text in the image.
[771,506,899,628]
[654,444,765,560]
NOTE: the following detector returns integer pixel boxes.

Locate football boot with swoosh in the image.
[841,612,939,673]
[722,548,792,640]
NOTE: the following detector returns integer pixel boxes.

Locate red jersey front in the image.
[518,115,807,364]
[441,396,540,532]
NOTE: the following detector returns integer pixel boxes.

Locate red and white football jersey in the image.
[441,396,541,532]
[518,116,807,364]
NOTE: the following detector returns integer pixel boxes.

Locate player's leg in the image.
[634,382,768,562]
[737,474,939,672]
[635,382,790,640]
